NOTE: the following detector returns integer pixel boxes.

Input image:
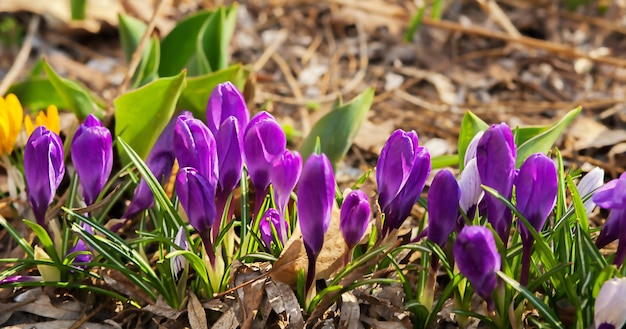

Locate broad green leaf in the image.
[132,36,161,88]
[42,60,102,120]
[118,14,147,63]
[431,154,458,169]
[514,126,549,146]
[7,78,67,110]
[299,88,374,169]
[516,107,581,167]
[458,110,488,170]
[196,5,238,73]
[178,64,248,118]
[70,0,87,20]
[23,220,58,263]
[158,10,214,77]
[114,70,186,165]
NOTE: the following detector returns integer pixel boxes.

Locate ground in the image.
[0,0,625,328]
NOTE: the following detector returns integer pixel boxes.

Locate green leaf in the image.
[196,5,238,73]
[0,215,34,258]
[497,271,564,328]
[118,14,147,63]
[70,0,87,20]
[23,220,58,263]
[177,64,248,118]
[514,126,549,146]
[404,4,426,42]
[114,70,186,165]
[431,154,458,169]
[515,107,581,167]
[7,78,67,110]
[458,111,488,171]
[299,88,375,169]
[159,6,236,76]
[132,36,161,88]
[42,59,102,120]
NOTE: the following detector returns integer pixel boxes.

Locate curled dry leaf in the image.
[188,291,208,329]
[211,307,239,329]
[13,288,82,320]
[270,204,347,287]
[339,292,360,329]
[265,279,305,328]
[143,295,183,320]
[3,320,116,329]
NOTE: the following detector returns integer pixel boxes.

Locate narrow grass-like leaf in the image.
[404,4,426,42]
[0,215,34,258]
[70,0,87,20]
[497,271,563,328]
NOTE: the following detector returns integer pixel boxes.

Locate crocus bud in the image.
[171,227,189,280]
[515,154,557,244]
[340,190,371,250]
[24,127,65,226]
[122,112,191,220]
[297,153,335,290]
[174,116,218,184]
[67,223,93,267]
[206,82,250,135]
[35,246,60,282]
[259,208,287,249]
[215,116,243,198]
[458,158,483,217]
[476,123,516,244]
[175,167,217,263]
[243,112,286,196]
[515,153,557,285]
[71,114,113,206]
[577,167,604,215]
[595,278,626,329]
[377,129,431,235]
[270,150,302,219]
[427,170,460,247]
[454,226,500,311]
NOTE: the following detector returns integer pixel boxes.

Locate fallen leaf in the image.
[143,295,183,320]
[264,280,305,328]
[211,307,239,329]
[569,117,626,150]
[339,292,360,329]
[4,320,116,329]
[13,288,82,320]
[188,291,208,329]
[354,119,395,154]
[270,204,347,287]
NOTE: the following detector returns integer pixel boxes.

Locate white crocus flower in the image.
[577,167,605,215]
[595,277,626,329]
[458,158,483,214]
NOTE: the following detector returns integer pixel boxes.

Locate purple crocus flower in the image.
[454,225,500,312]
[0,275,40,285]
[174,116,218,184]
[297,153,335,291]
[122,112,192,220]
[376,129,431,235]
[515,153,557,285]
[71,114,113,206]
[259,208,287,250]
[24,126,65,226]
[593,173,626,267]
[476,123,516,244]
[175,167,217,264]
[270,150,302,221]
[206,82,250,136]
[427,170,460,247]
[67,222,93,267]
[340,190,370,251]
[243,111,286,215]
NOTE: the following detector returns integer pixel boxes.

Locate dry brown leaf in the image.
[0,0,121,32]
[143,295,183,320]
[13,288,82,320]
[270,204,347,287]
[360,316,407,329]
[103,271,152,304]
[231,262,266,329]
[339,292,360,329]
[211,307,239,329]
[264,279,305,328]
[188,291,208,329]
[4,320,116,329]
[569,117,626,150]
[354,119,395,154]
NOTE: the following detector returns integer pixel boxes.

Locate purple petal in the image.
[206,82,250,135]
[271,150,302,217]
[216,116,244,197]
[427,170,460,247]
[454,226,500,299]
[243,112,286,192]
[340,190,371,250]
[297,153,335,257]
[175,167,217,234]
[259,208,287,249]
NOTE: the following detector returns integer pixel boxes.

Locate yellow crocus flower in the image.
[24,105,61,137]
[0,94,24,155]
